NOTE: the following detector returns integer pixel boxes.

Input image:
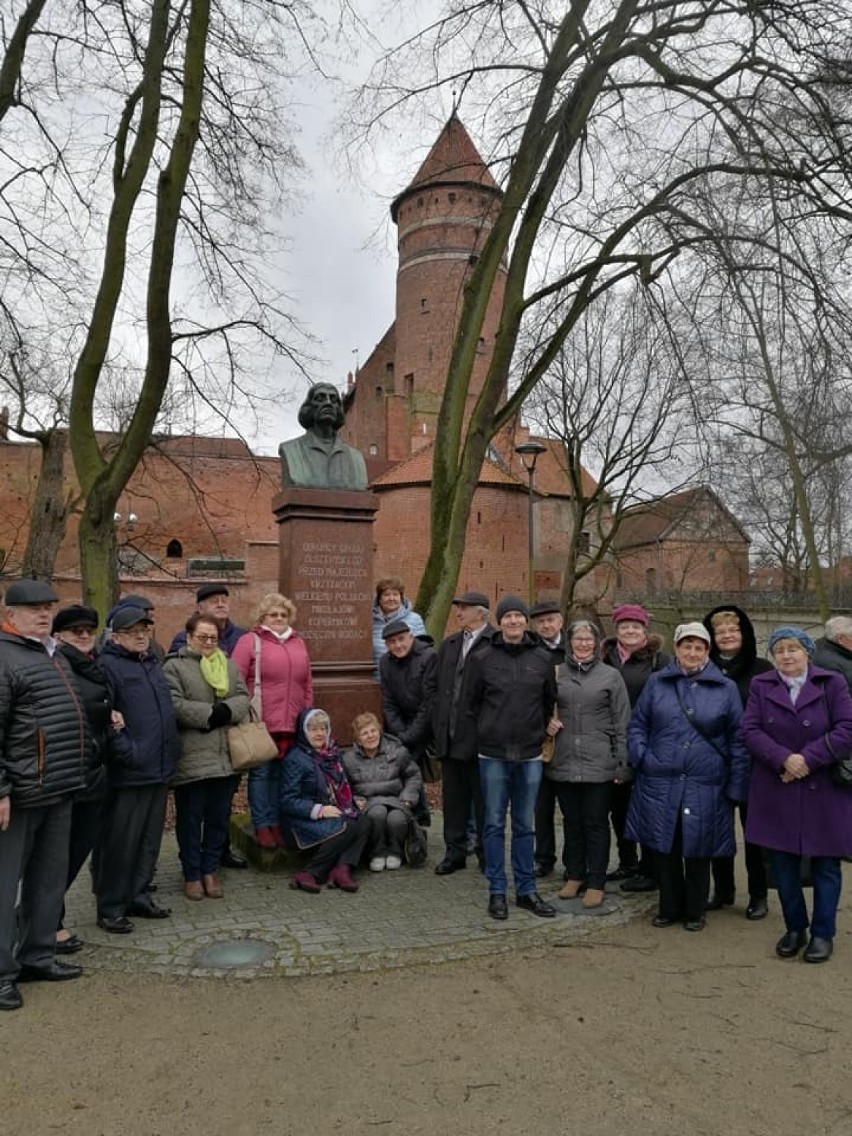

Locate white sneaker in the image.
[385,855,402,871]
[369,856,386,872]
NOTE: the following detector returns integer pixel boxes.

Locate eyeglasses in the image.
[572,637,596,644]
[264,611,290,619]
[192,634,219,644]
[66,626,96,637]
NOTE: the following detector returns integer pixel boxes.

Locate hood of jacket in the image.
[294,706,331,751]
[702,604,760,676]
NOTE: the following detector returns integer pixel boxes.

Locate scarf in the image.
[261,624,293,641]
[678,658,709,677]
[781,672,807,705]
[200,648,230,697]
[617,636,647,664]
[313,742,359,819]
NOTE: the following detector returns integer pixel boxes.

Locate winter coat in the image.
[702,604,773,707]
[625,660,750,857]
[0,631,87,807]
[231,627,312,737]
[741,665,852,857]
[546,657,631,784]
[278,711,351,848]
[343,733,422,811]
[812,637,852,694]
[465,632,558,761]
[56,642,113,800]
[379,638,437,758]
[372,598,427,672]
[601,634,669,707]
[432,624,497,761]
[162,649,251,786]
[99,641,180,787]
[169,619,247,658]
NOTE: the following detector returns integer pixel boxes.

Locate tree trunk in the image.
[77,481,118,614]
[20,430,77,580]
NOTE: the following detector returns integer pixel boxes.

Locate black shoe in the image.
[534,863,553,879]
[18,961,82,982]
[0,979,22,1010]
[620,874,657,893]
[488,893,509,921]
[684,918,706,932]
[125,900,172,919]
[605,865,637,882]
[652,915,678,928]
[97,915,135,934]
[516,892,557,918]
[55,935,84,955]
[775,930,808,959]
[434,858,466,876]
[803,935,833,963]
[746,896,769,921]
[704,891,735,911]
[221,850,248,869]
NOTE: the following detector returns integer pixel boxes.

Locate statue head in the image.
[298,383,345,432]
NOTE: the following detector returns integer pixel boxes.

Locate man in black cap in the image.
[0,581,88,1011]
[432,589,495,875]
[169,584,248,868]
[529,599,568,879]
[465,595,558,920]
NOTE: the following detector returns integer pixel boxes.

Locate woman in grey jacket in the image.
[343,712,422,872]
[163,614,250,900]
[548,621,631,908]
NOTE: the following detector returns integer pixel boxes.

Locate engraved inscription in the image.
[294,539,370,641]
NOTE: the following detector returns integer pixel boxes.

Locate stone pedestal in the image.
[273,487,381,744]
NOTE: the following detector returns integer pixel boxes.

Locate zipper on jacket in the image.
[36,728,45,784]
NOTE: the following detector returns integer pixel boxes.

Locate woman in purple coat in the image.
[741,626,852,964]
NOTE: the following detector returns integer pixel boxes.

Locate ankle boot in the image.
[582,888,606,909]
[559,878,584,899]
[327,864,359,893]
[202,873,223,899]
[255,826,277,849]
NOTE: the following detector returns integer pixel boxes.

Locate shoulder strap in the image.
[673,682,728,761]
[252,633,263,716]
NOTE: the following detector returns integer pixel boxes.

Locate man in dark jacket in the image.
[813,617,852,693]
[529,599,567,879]
[432,590,495,875]
[0,581,88,1011]
[466,595,558,921]
[94,606,180,933]
[379,620,437,826]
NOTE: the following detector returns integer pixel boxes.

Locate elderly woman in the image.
[232,593,312,849]
[279,709,371,893]
[548,621,631,909]
[371,576,427,674]
[343,712,422,872]
[741,626,852,963]
[164,614,251,900]
[626,622,750,931]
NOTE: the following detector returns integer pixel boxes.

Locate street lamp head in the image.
[514,440,548,474]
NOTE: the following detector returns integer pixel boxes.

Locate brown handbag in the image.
[227,633,278,770]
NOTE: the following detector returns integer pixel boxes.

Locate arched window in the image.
[166,539,183,558]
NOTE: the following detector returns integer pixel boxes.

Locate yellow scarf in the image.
[200,648,230,697]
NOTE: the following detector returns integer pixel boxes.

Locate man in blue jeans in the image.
[465,595,558,921]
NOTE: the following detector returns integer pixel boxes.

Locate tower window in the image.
[368,444,378,456]
[448,192,456,203]
[404,373,414,397]
[166,539,183,558]
[421,297,430,313]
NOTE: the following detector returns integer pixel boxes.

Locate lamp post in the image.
[515,441,547,606]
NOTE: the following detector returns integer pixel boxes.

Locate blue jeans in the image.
[248,760,281,829]
[479,756,542,898]
[770,851,843,939]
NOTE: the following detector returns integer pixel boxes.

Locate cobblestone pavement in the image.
[64,815,655,980]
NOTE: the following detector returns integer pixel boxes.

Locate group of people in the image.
[3,572,852,1015]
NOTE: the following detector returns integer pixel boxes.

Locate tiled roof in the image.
[615,486,747,549]
[392,116,501,220]
[370,441,526,490]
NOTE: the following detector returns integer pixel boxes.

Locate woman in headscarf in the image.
[741,627,852,963]
[279,709,371,893]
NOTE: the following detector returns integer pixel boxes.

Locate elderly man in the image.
[432,590,495,875]
[529,598,568,879]
[0,581,88,1012]
[279,383,368,490]
[813,616,852,693]
[466,596,558,920]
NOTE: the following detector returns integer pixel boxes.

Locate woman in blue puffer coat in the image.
[626,622,750,931]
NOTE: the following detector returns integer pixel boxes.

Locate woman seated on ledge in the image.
[279,708,370,893]
[343,712,422,872]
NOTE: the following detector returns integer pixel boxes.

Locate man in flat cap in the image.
[0,581,88,1011]
[529,599,568,880]
[432,590,495,875]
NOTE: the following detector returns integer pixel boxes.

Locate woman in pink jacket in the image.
[231,592,313,848]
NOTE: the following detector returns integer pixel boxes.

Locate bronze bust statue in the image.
[279,383,369,491]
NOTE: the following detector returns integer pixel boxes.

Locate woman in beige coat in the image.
[164,614,250,899]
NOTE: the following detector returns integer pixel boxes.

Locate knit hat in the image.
[52,604,99,635]
[496,595,529,622]
[5,580,59,605]
[767,626,816,657]
[673,621,711,646]
[612,603,649,626]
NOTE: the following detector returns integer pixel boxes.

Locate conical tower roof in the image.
[391,114,501,220]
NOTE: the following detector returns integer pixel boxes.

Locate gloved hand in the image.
[207,701,233,730]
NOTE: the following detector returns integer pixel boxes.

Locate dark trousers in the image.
[95,784,168,919]
[534,777,567,871]
[174,778,233,881]
[364,805,408,857]
[304,813,370,881]
[0,799,72,980]
[711,802,768,900]
[655,818,710,923]
[770,851,842,939]
[59,794,107,930]
[441,757,483,864]
[554,781,612,890]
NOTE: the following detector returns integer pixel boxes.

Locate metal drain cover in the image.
[194,939,275,969]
